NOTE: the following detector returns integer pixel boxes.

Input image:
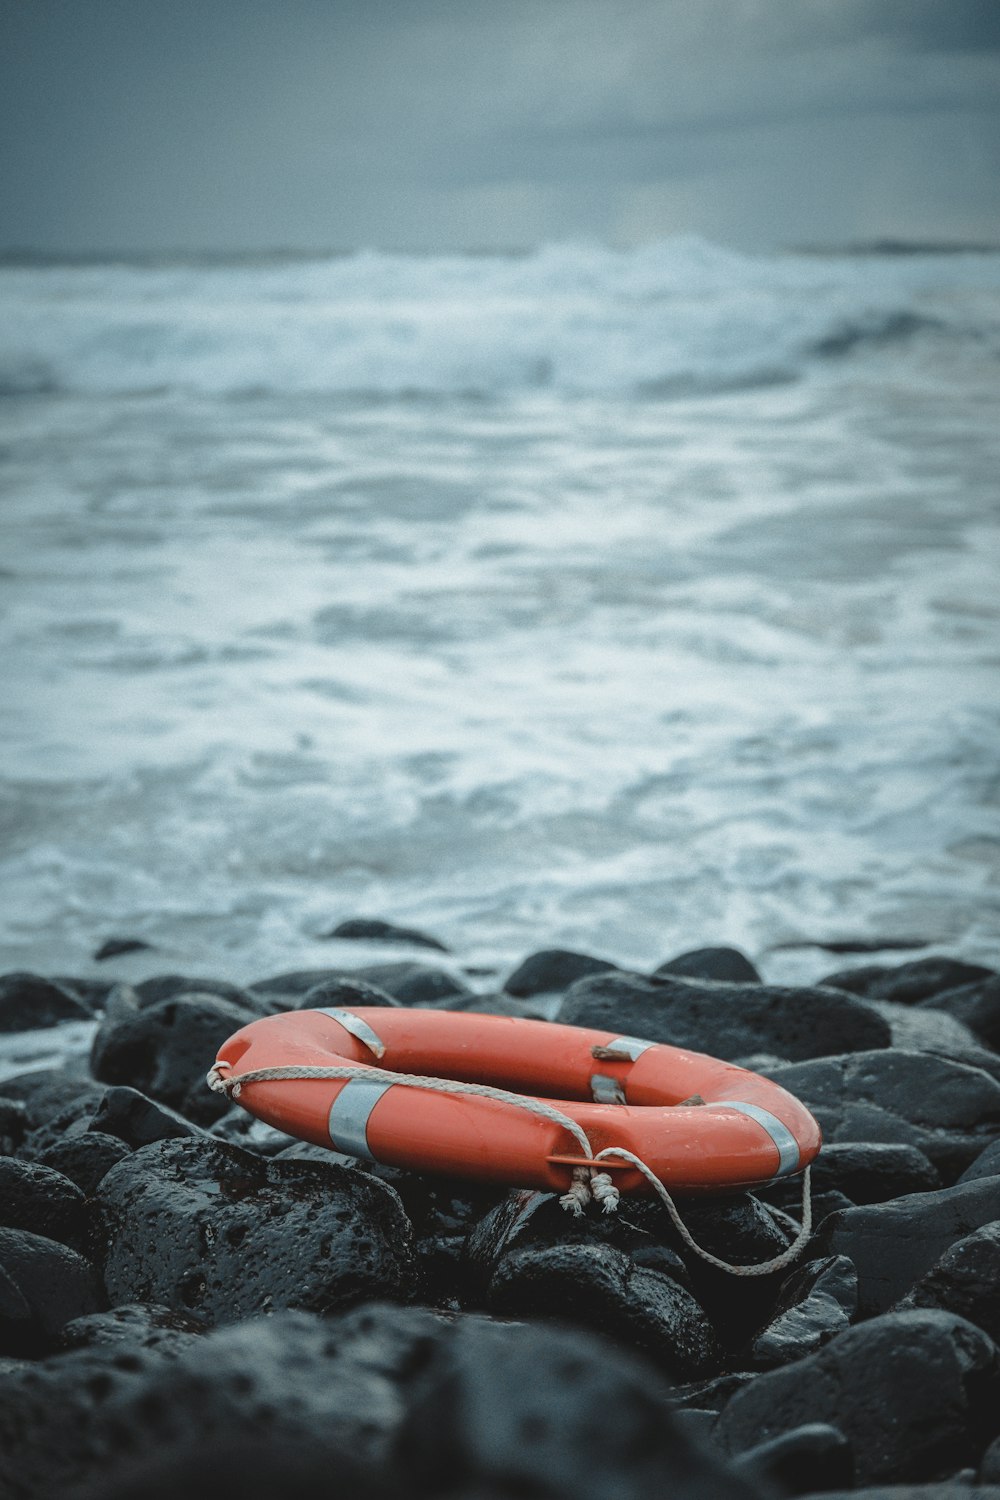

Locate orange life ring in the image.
[209,1006,821,1198]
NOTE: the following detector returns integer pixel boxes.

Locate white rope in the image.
[207,1060,811,1275]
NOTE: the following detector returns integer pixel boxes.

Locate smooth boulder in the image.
[900,1221,1000,1343]
[504,948,618,997]
[0,972,92,1031]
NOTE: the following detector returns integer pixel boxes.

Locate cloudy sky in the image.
[2,0,999,254]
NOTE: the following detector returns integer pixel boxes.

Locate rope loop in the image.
[207,1059,812,1276]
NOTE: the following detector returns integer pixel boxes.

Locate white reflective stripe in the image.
[327,1078,395,1159]
[603,1036,654,1062]
[590,1073,627,1105]
[314,1008,386,1059]
[716,1100,800,1176]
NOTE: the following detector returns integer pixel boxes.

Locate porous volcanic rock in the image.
[0,1226,105,1355]
[89,1085,207,1147]
[899,1221,1000,1343]
[716,1308,1000,1484]
[0,1157,90,1251]
[35,1131,132,1195]
[559,971,890,1062]
[95,1136,413,1324]
[815,1176,1000,1315]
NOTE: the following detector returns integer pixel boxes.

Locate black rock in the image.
[983,1434,1000,1483]
[18,1095,115,1162]
[71,1437,396,1500]
[295,976,401,1010]
[867,1000,1000,1085]
[716,1309,1000,1484]
[815,1176,1000,1315]
[734,1422,853,1497]
[350,961,472,1005]
[921,976,1000,1052]
[654,947,762,984]
[0,972,92,1030]
[90,992,259,1123]
[762,1143,940,1209]
[95,1136,413,1324]
[667,1193,798,1346]
[93,937,154,961]
[670,1370,760,1412]
[503,948,618,997]
[134,973,273,1012]
[820,956,996,1004]
[748,1256,858,1368]
[900,1222,1000,1343]
[59,1301,203,1353]
[767,1050,1000,1177]
[90,1085,207,1147]
[960,1139,1000,1184]
[324,917,450,952]
[0,1096,27,1154]
[0,1068,107,1130]
[487,1238,721,1379]
[35,1131,133,1194]
[0,1157,90,1251]
[810,1487,1000,1500]
[395,1312,764,1500]
[559,972,890,1062]
[0,1226,105,1355]
[54,975,117,1009]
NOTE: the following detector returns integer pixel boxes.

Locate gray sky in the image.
[2,0,999,254]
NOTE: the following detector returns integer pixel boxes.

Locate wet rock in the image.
[716,1309,1000,1484]
[748,1256,857,1368]
[762,1142,940,1209]
[768,1050,1000,1177]
[90,1085,206,1147]
[0,1096,27,1154]
[922,976,1000,1053]
[0,1227,105,1355]
[670,1370,760,1412]
[90,992,258,1124]
[35,1131,133,1194]
[813,1489,1000,1500]
[396,1313,763,1500]
[816,1176,1000,1315]
[54,975,117,1009]
[351,961,472,1005]
[324,917,450,952]
[134,973,273,1013]
[900,1222,1000,1343]
[559,971,890,1062]
[983,1434,1000,1483]
[820,956,996,1004]
[869,1000,1000,1081]
[0,971,92,1030]
[93,937,154,961]
[666,1193,797,1345]
[294,975,401,1010]
[487,1238,721,1379]
[18,1096,114,1162]
[426,988,555,1018]
[0,1157,90,1251]
[503,948,618,997]
[654,946,762,984]
[95,1136,413,1324]
[60,1301,203,1353]
[734,1422,853,1496]
[71,1437,396,1500]
[960,1139,1000,1183]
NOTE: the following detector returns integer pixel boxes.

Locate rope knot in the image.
[559,1166,620,1217]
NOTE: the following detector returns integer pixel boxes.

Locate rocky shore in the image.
[2,945,1000,1499]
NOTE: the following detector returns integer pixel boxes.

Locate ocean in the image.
[2,238,999,993]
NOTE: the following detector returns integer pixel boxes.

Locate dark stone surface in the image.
[95,1136,413,1324]
[716,1309,1000,1484]
[748,1256,858,1367]
[35,1129,132,1194]
[351,961,473,1005]
[671,1193,799,1347]
[0,971,93,1030]
[815,1176,1000,1315]
[767,1050,1000,1177]
[90,992,258,1124]
[983,1434,1000,1483]
[487,1238,721,1379]
[922,976,1000,1052]
[89,1085,207,1147]
[0,1157,90,1252]
[762,1142,940,1209]
[805,1488,1000,1500]
[653,946,762,984]
[503,948,618,996]
[59,1301,203,1353]
[93,937,154,961]
[960,1140,1000,1184]
[0,1096,27,1153]
[294,975,401,1010]
[0,1067,105,1130]
[395,1311,763,1500]
[734,1422,853,1496]
[324,917,450,952]
[900,1222,1000,1343]
[0,1227,105,1355]
[868,999,1000,1082]
[820,956,996,1004]
[559,971,891,1062]
[134,973,274,1012]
